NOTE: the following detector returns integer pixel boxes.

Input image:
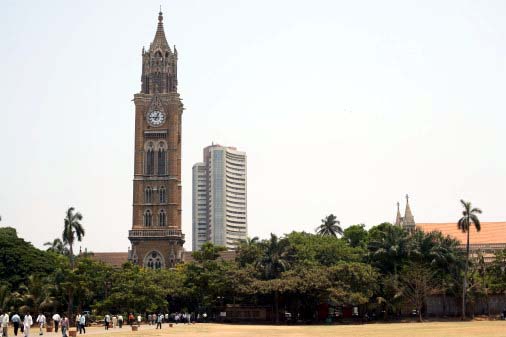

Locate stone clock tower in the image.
[128,11,184,268]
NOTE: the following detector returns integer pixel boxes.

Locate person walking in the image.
[78,314,85,334]
[104,314,110,330]
[23,312,33,337]
[1,311,9,337]
[35,313,45,336]
[128,313,134,326]
[112,316,117,329]
[60,315,68,337]
[156,314,162,329]
[136,314,141,327]
[117,315,123,328]
[51,314,60,333]
[11,313,20,336]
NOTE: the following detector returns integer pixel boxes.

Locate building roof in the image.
[90,252,128,268]
[417,222,506,245]
[182,250,237,263]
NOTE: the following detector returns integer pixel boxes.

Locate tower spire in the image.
[151,9,170,51]
[403,194,415,231]
[395,201,402,226]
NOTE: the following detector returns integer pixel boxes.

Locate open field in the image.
[10,321,506,337]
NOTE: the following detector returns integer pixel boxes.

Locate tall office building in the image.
[192,145,247,251]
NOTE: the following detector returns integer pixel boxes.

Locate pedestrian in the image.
[136,314,141,327]
[104,314,110,330]
[147,314,151,326]
[1,311,9,337]
[128,313,134,326]
[11,313,20,336]
[78,313,85,335]
[112,316,117,329]
[175,314,180,325]
[36,313,45,336]
[156,314,162,329]
[60,315,68,337]
[117,315,123,328]
[23,312,33,337]
[51,314,60,333]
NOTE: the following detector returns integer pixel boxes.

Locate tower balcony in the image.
[128,228,185,241]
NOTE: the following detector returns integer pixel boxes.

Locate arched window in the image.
[159,186,166,203]
[158,142,166,175]
[144,210,152,227]
[144,251,164,270]
[145,186,152,203]
[159,210,166,227]
[146,142,155,175]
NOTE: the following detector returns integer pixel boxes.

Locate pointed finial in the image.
[158,7,163,22]
[397,201,400,210]
[406,194,409,203]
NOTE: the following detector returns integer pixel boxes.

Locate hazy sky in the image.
[1,0,505,252]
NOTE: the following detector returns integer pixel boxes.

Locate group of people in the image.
[0,312,35,337]
[146,313,166,329]
[0,312,73,337]
[0,310,208,336]
[103,314,126,329]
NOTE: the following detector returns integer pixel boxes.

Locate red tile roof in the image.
[182,250,237,263]
[90,252,128,267]
[417,222,506,245]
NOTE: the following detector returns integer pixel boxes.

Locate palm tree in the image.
[256,234,291,323]
[44,238,69,255]
[316,214,343,237]
[62,207,85,269]
[458,199,482,320]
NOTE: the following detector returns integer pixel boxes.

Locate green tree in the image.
[61,207,85,323]
[342,224,369,248]
[368,223,408,275]
[256,234,292,323]
[316,214,343,237]
[236,237,262,267]
[62,207,85,268]
[457,199,482,320]
[192,242,226,263]
[44,238,69,255]
[0,227,55,288]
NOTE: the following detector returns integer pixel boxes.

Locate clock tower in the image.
[128,11,184,268]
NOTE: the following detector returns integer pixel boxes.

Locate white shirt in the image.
[24,315,33,327]
[1,314,9,328]
[36,315,45,324]
[52,314,61,322]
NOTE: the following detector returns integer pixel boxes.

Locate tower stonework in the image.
[128,11,184,268]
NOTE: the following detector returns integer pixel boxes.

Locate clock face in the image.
[147,110,165,127]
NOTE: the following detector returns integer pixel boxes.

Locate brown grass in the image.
[13,321,506,337]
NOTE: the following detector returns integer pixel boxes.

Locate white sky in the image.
[1,0,505,252]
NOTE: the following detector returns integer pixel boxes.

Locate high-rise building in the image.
[192,145,247,250]
[127,11,185,269]
[192,163,207,251]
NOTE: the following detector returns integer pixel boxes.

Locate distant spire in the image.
[404,194,415,230]
[151,9,170,51]
[395,201,402,226]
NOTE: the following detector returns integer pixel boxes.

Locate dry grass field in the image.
[16,321,506,337]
